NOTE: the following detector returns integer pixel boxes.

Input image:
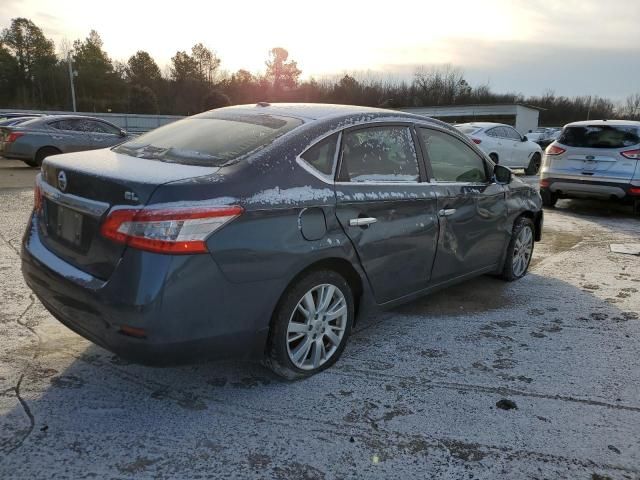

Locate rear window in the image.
[114,112,302,166]
[456,126,480,135]
[559,125,640,149]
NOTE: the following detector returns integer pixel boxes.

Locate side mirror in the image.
[119,129,127,137]
[494,164,512,184]
[521,135,528,142]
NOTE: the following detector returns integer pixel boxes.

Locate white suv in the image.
[539,120,640,213]
[455,122,543,175]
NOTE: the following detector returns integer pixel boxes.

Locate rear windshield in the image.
[114,112,303,166]
[456,126,480,135]
[558,125,640,149]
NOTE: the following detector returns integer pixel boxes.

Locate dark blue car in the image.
[22,103,543,379]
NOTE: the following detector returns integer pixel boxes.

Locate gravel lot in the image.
[0,160,639,479]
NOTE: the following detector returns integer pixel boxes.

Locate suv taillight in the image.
[5,132,24,143]
[100,205,244,254]
[545,145,566,156]
[621,149,640,160]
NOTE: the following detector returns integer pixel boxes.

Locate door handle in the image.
[438,209,456,217]
[349,217,377,227]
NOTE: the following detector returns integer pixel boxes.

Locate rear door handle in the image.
[438,209,456,217]
[349,217,377,227]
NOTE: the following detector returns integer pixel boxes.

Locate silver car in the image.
[0,115,130,167]
[540,120,640,213]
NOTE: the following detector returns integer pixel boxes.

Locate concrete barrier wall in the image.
[0,109,184,134]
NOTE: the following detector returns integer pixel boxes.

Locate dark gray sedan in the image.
[21,104,543,379]
[1,115,130,167]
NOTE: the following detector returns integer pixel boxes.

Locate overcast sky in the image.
[3,0,639,99]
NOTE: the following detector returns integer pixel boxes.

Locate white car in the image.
[455,122,544,175]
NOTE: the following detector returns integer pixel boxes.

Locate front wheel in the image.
[265,270,354,380]
[525,153,541,175]
[500,217,535,282]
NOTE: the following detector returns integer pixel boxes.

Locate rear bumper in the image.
[540,174,638,200]
[0,142,34,160]
[21,214,278,365]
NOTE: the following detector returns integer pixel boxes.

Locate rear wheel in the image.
[22,160,38,168]
[34,146,61,167]
[500,217,535,282]
[525,153,541,175]
[541,189,558,208]
[265,270,354,380]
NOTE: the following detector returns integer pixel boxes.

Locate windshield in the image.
[558,125,640,149]
[114,112,303,166]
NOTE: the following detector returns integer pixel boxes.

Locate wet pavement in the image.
[0,162,639,479]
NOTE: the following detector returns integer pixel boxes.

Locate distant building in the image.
[398,104,542,135]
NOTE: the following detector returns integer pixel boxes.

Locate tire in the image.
[23,160,39,168]
[489,153,499,164]
[525,153,541,175]
[540,189,558,208]
[34,146,61,167]
[265,269,355,380]
[500,217,535,282]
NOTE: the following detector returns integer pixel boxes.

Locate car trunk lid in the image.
[37,149,219,280]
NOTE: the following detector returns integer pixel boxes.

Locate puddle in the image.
[531,229,583,267]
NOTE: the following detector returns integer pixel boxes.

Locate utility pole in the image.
[67,51,77,112]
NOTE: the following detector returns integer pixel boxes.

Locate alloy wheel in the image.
[286,283,348,370]
[512,226,533,277]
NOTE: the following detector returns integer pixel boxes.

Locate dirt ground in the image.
[0,160,638,479]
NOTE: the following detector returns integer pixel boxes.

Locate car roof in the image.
[455,122,511,129]
[564,119,640,127]
[205,103,434,123]
[38,114,114,123]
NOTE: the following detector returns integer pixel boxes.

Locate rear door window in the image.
[503,126,522,140]
[419,128,488,183]
[339,126,420,182]
[299,133,339,177]
[559,125,640,148]
[50,119,82,132]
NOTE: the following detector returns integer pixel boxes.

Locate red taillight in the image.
[621,149,640,160]
[5,132,24,143]
[540,179,551,188]
[546,145,566,156]
[472,138,482,144]
[630,187,640,196]
[100,205,244,254]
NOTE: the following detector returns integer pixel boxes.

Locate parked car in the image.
[455,122,543,175]
[537,128,561,150]
[526,127,555,144]
[22,104,543,379]
[540,120,640,213]
[0,115,130,167]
